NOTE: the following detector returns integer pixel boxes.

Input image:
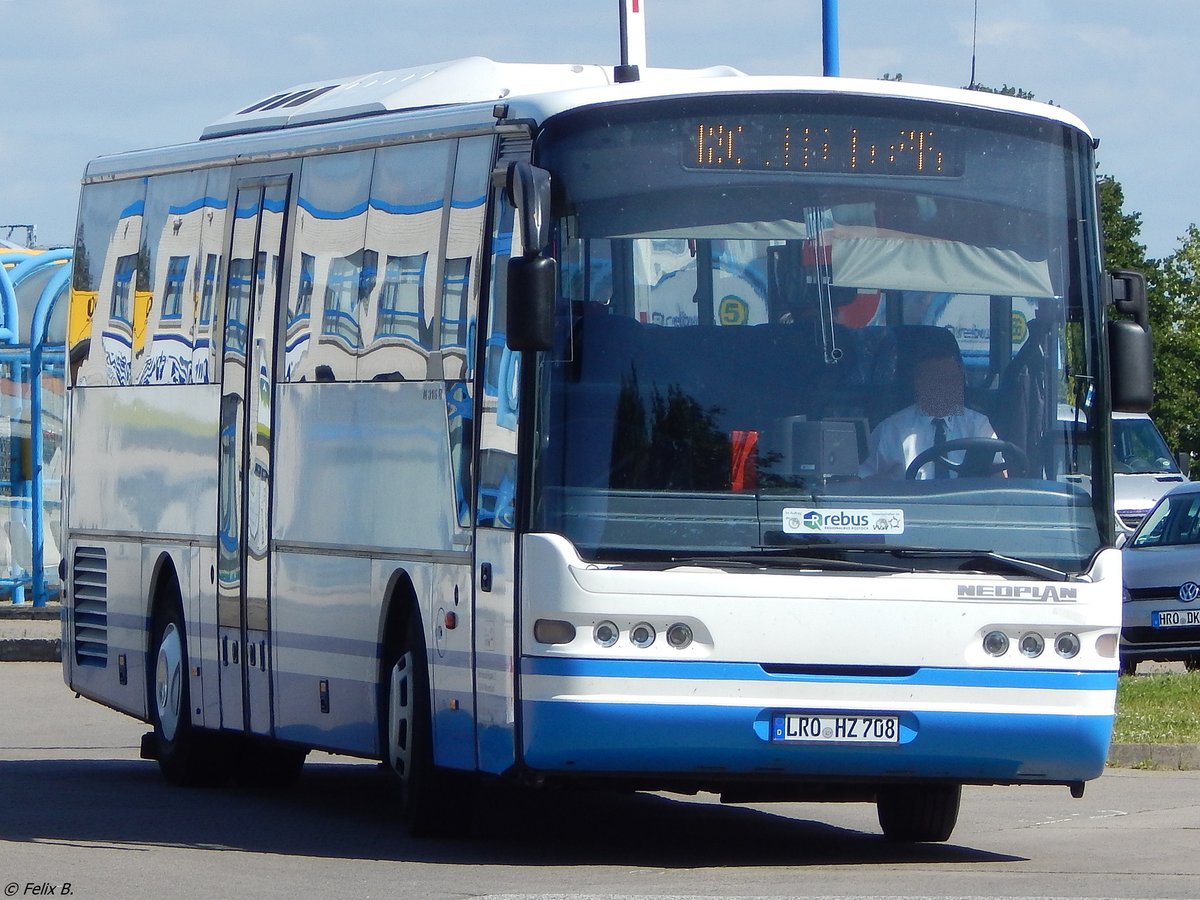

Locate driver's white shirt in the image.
[857,404,998,480]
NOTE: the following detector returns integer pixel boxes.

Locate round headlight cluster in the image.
[589,620,696,651]
[594,620,619,648]
[983,628,1080,660]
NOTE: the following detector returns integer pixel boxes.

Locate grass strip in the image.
[1114,671,1200,744]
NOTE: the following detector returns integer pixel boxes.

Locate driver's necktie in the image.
[932,417,950,478]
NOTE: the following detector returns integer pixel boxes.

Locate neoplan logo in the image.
[957,584,1078,602]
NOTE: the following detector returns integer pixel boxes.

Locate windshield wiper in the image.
[760,543,1069,581]
[888,547,1070,582]
[662,551,913,574]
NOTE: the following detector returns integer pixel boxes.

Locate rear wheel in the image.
[876,783,961,842]
[1119,656,1139,676]
[380,606,462,836]
[150,603,233,786]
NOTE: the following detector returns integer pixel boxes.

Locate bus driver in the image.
[857,342,1001,480]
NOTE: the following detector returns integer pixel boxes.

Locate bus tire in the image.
[379,606,459,837]
[876,783,961,842]
[149,602,233,787]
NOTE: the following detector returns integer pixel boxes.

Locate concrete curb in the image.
[0,637,62,662]
[0,604,63,662]
[1107,742,1200,771]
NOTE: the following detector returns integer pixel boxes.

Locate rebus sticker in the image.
[783,508,905,535]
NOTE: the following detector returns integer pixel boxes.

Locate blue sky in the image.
[3,0,1195,258]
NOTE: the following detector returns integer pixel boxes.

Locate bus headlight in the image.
[666,622,694,650]
[1054,632,1081,659]
[982,630,1009,656]
[630,622,656,648]
[594,620,619,648]
[1019,632,1045,658]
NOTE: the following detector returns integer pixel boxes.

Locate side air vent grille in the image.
[72,546,108,667]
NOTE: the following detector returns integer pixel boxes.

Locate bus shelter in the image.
[0,248,69,605]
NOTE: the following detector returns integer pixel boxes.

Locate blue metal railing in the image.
[0,249,70,606]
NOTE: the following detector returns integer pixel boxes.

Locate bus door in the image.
[218,176,290,736]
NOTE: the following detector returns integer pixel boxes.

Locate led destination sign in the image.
[691,120,964,177]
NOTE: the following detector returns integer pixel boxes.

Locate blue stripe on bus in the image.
[101,330,133,348]
[520,655,1116,691]
[297,197,447,220]
[119,199,146,219]
[371,197,444,216]
[520,700,1112,783]
[167,196,229,216]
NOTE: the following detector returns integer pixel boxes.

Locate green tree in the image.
[1100,174,1200,472]
[1149,225,1200,472]
[1098,176,1149,272]
[968,82,1041,102]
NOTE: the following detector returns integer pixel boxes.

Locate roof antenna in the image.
[968,0,979,89]
[616,0,645,83]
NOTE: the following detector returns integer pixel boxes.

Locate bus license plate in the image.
[1153,609,1200,628]
[772,713,899,744]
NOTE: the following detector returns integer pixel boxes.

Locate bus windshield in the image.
[529,94,1105,572]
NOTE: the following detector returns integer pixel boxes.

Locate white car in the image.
[1120,481,1200,674]
[1058,408,1188,540]
[1111,411,1189,536]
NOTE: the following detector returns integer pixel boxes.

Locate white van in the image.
[1058,407,1188,540]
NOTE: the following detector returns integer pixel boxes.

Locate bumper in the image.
[519,657,1115,785]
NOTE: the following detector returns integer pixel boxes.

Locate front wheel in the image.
[150,604,233,786]
[876,783,961,842]
[380,608,462,836]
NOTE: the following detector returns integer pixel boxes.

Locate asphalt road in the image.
[3,661,1198,900]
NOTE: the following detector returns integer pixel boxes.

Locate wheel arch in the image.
[376,568,423,755]
[144,551,185,702]
[379,567,422,660]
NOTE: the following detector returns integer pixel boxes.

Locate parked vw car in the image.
[1120,481,1200,674]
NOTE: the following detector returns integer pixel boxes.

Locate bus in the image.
[62,49,1153,842]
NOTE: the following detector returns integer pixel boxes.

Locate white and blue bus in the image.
[63,46,1153,842]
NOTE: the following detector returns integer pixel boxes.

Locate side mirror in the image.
[506,161,552,256]
[506,255,556,351]
[1108,270,1153,413]
[1110,269,1150,329]
[505,161,557,351]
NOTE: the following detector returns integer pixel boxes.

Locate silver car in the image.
[1120,481,1200,674]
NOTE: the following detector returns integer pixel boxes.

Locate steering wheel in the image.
[905,437,1029,480]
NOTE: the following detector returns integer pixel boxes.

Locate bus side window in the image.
[71,179,148,386]
[133,170,212,385]
[355,141,456,383]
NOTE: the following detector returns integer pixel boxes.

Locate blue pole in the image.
[0,255,22,345]
[822,0,840,77]
[29,263,71,607]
